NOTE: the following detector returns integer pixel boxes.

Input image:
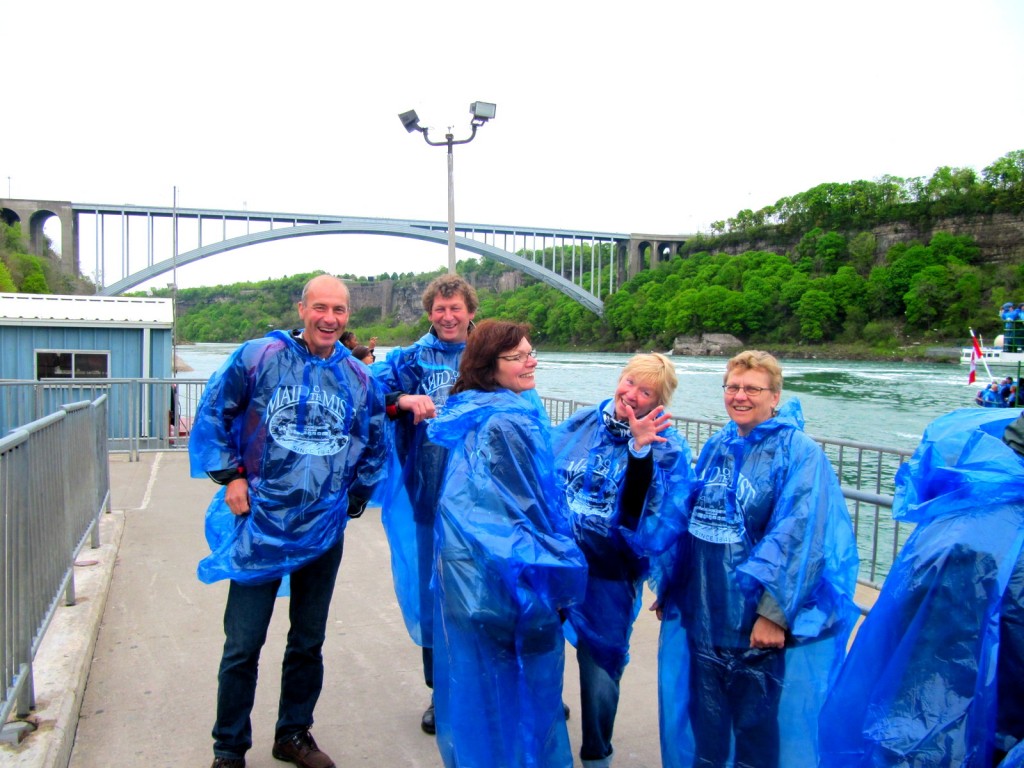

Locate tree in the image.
[903,265,953,330]
[21,269,50,293]
[848,232,878,276]
[825,266,868,319]
[795,289,837,341]
[886,243,944,307]
[928,231,980,265]
[0,260,16,291]
[794,228,848,275]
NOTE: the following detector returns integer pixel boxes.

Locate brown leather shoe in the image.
[272,730,335,768]
[211,758,245,768]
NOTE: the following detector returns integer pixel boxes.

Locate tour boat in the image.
[961,330,1024,368]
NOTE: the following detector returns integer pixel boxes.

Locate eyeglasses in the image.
[497,349,538,363]
[722,384,770,396]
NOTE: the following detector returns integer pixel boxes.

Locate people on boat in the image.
[551,353,694,768]
[653,350,860,768]
[1001,302,1017,321]
[426,320,587,768]
[978,380,1006,407]
[1000,376,1015,403]
[818,408,1024,767]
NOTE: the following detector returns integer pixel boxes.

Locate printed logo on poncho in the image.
[689,464,751,544]
[423,367,458,408]
[563,456,618,536]
[267,384,350,456]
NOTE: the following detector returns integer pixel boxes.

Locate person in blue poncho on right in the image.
[654,350,860,768]
[552,353,695,768]
[818,408,1024,767]
[427,320,588,768]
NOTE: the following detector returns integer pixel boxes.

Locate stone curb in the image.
[3,510,125,768]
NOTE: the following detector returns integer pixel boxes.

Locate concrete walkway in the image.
[7,452,666,768]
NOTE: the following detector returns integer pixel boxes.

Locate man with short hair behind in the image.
[190,274,387,768]
[371,273,478,734]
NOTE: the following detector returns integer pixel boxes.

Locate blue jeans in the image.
[422,645,434,689]
[688,643,784,768]
[212,536,345,759]
[577,640,620,766]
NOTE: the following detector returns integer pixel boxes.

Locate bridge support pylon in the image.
[0,198,79,276]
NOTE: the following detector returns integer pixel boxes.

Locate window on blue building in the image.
[36,350,109,379]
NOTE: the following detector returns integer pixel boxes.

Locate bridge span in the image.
[1,198,695,316]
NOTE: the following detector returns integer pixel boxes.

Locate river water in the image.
[175,342,992,452]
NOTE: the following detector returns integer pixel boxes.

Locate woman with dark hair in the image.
[351,344,374,365]
[427,319,587,768]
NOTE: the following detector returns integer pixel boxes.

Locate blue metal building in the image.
[0,293,174,439]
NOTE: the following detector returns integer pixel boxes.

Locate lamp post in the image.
[399,101,497,274]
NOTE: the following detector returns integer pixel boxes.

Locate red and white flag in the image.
[969,329,984,384]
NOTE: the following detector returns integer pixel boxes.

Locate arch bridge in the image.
[0,198,694,317]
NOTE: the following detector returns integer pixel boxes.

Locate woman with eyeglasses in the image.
[426,319,587,768]
[653,350,860,768]
[551,353,694,768]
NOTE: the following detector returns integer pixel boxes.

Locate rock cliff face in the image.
[347,271,514,323]
[714,212,1024,265]
[671,333,744,357]
[869,212,1024,264]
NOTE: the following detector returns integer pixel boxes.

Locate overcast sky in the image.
[5,0,1024,291]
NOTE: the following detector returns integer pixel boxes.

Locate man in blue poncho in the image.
[978,380,1006,408]
[189,275,387,768]
[370,274,477,735]
[427,320,588,768]
[818,408,1024,767]
[552,353,694,768]
[655,350,860,768]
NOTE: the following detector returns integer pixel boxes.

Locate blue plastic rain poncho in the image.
[818,408,1024,768]
[552,400,694,679]
[189,330,387,584]
[656,398,860,768]
[979,385,1006,408]
[371,331,465,646]
[427,388,588,768]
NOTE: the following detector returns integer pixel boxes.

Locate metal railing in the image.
[1,396,110,741]
[0,380,911,586]
[0,379,205,461]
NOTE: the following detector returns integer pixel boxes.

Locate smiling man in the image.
[190,274,387,768]
[370,274,478,734]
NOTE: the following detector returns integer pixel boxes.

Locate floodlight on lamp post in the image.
[398,101,497,274]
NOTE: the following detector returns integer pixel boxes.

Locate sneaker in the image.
[421,700,436,735]
[272,730,335,768]
[211,758,245,768]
